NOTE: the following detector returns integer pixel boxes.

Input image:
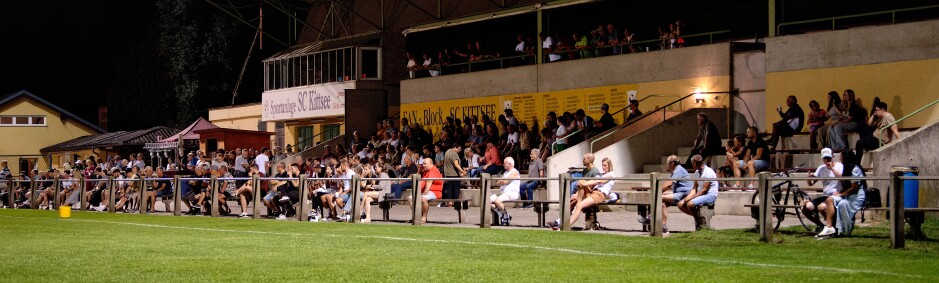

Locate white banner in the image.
[261,81,352,122]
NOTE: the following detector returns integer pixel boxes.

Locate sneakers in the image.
[662,224,670,234]
[817,226,836,237]
[637,216,650,225]
[239,212,248,218]
[522,204,534,209]
[280,196,290,202]
[548,219,560,230]
[308,211,320,222]
[276,214,287,220]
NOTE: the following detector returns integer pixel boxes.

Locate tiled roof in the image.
[40,126,179,152]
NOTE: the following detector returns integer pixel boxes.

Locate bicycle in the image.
[749,164,813,231]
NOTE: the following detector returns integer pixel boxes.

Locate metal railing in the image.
[879,97,939,147]
[546,30,732,59]
[550,129,583,155]
[6,170,932,249]
[777,5,939,36]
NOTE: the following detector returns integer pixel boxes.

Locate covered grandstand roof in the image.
[40,126,179,152]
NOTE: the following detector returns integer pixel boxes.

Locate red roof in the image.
[158,117,219,142]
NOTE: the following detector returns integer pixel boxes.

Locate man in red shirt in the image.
[411,158,443,224]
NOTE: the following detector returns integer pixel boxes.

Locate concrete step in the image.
[676,147,693,156]
[643,164,664,173]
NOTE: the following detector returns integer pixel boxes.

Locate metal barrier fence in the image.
[3,170,934,249]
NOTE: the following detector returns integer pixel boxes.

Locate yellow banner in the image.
[401,83,639,135]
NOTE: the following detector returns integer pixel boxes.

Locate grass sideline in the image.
[0,209,937,282]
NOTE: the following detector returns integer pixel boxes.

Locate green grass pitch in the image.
[0,209,937,282]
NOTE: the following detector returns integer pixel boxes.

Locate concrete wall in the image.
[765,19,939,130]
[871,119,939,212]
[402,43,732,104]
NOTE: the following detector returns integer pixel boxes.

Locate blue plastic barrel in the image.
[894,166,919,208]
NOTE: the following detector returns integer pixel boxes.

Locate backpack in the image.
[864,187,882,208]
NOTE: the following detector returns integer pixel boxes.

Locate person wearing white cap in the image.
[802,147,843,236]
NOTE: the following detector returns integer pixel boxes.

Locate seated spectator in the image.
[686,113,723,167]
[833,149,866,237]
[263,162,288,218]
[234,164,261,218]
[358,164,381,223]
[719,135,745,186]
[677,155,718,218]
[626,100,642,121]
[519,149,544,209]
[391,154,418,198]
[480,142,503,175]
[801,148,843,236]
[147,167,172,213]
[653,155,693,234]
[767,95,805,150]
[463,147,481,178]
[741,126,770,187]
[593,103,616,134]
[550,157,615,230]
[490,157,521,226]
[334,161,356,220]
[410,158,443,224]
[815,91,843,149]
[570,153,600,196]
[806,100,828,150]
[855,101,901,160]
[828,89,867,151]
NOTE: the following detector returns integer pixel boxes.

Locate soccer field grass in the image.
[0,210,937,282]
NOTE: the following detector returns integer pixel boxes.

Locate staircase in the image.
[285,134,346,162]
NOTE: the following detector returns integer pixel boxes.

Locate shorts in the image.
[810,196,829,210]
[588,190,607,204]
[750,160,770,172]
[156,189,171,198]
[665,190,690,206]
[263,190,278,202]
[488,192,518,203]
[690,194,717,207]
[338,193,350,203]
[424,191,438,201]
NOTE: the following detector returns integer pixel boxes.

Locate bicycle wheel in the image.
[791,188,813,231]
[750,190,784,231]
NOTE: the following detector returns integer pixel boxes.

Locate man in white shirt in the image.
[540,32,561,62]
[678,155,719,217]
[802,148,843,235]
[255,148,271,176]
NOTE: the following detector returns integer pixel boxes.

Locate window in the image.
[322,124,341,141]
[0,116,46,126]
[263,46,365,91]
[359,48,381,79]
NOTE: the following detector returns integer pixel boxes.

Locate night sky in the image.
[1,1,153,125]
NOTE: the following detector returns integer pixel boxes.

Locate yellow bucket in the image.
[59,206,71,218]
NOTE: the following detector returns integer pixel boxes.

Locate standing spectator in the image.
[622,28,637,53]
[441,143,465,207]
[592,103,616,136]
[677,155,718,218]
[855,101,901,159]
[406,52,417,79]
[255,148,271,176]
[423,53,438,77]
[815,91,843,149]
[767,95,805,150]
[806,100,828,150]
[606,23,621,55]
[686,113,723,166]
[828,89,867,151]
[540,32,561,62]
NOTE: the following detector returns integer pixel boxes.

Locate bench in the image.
[582,202,651,231]
[499,200,558,227]
[378,197,471,223]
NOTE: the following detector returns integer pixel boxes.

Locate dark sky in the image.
[1,0,153,124]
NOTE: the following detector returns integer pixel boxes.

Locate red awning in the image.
[158,117,219,142]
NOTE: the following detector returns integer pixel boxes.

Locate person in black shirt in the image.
[626,100,643,121]
[593,103,616,134]
[743,126,770,187]
[147,167,172,213]
[767,95,805,149]
[686,113,724,167]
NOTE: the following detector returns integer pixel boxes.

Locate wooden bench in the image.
[378,197,471,223]
[499,200,558,227]
[582,202,651,231]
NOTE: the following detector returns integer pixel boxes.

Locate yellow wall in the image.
[48,149,118,171]
[0,97,100,174]
[766,59,939,131]
[400,76,730,135]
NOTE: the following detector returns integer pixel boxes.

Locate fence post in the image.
[52,176,61,208]
[480,173,491,228]
[173,176,182,216]
[208,175,218,217]
[410,174,421,226]
[298,174,310,221]
[139,176,148,215]
[78,175,87,211]
[252,174,262,219]
[7,179,15,209]
[649,172,663,237]
[890,169,906,249]
[559,173,572,231]
[107,176,116,213]
[758,172,773,242]
[350,175,362,223]
[29,177,38,208]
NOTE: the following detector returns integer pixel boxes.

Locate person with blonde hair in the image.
[550,157,614,230]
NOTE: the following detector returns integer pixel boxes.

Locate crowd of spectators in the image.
[407,20,687,78]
